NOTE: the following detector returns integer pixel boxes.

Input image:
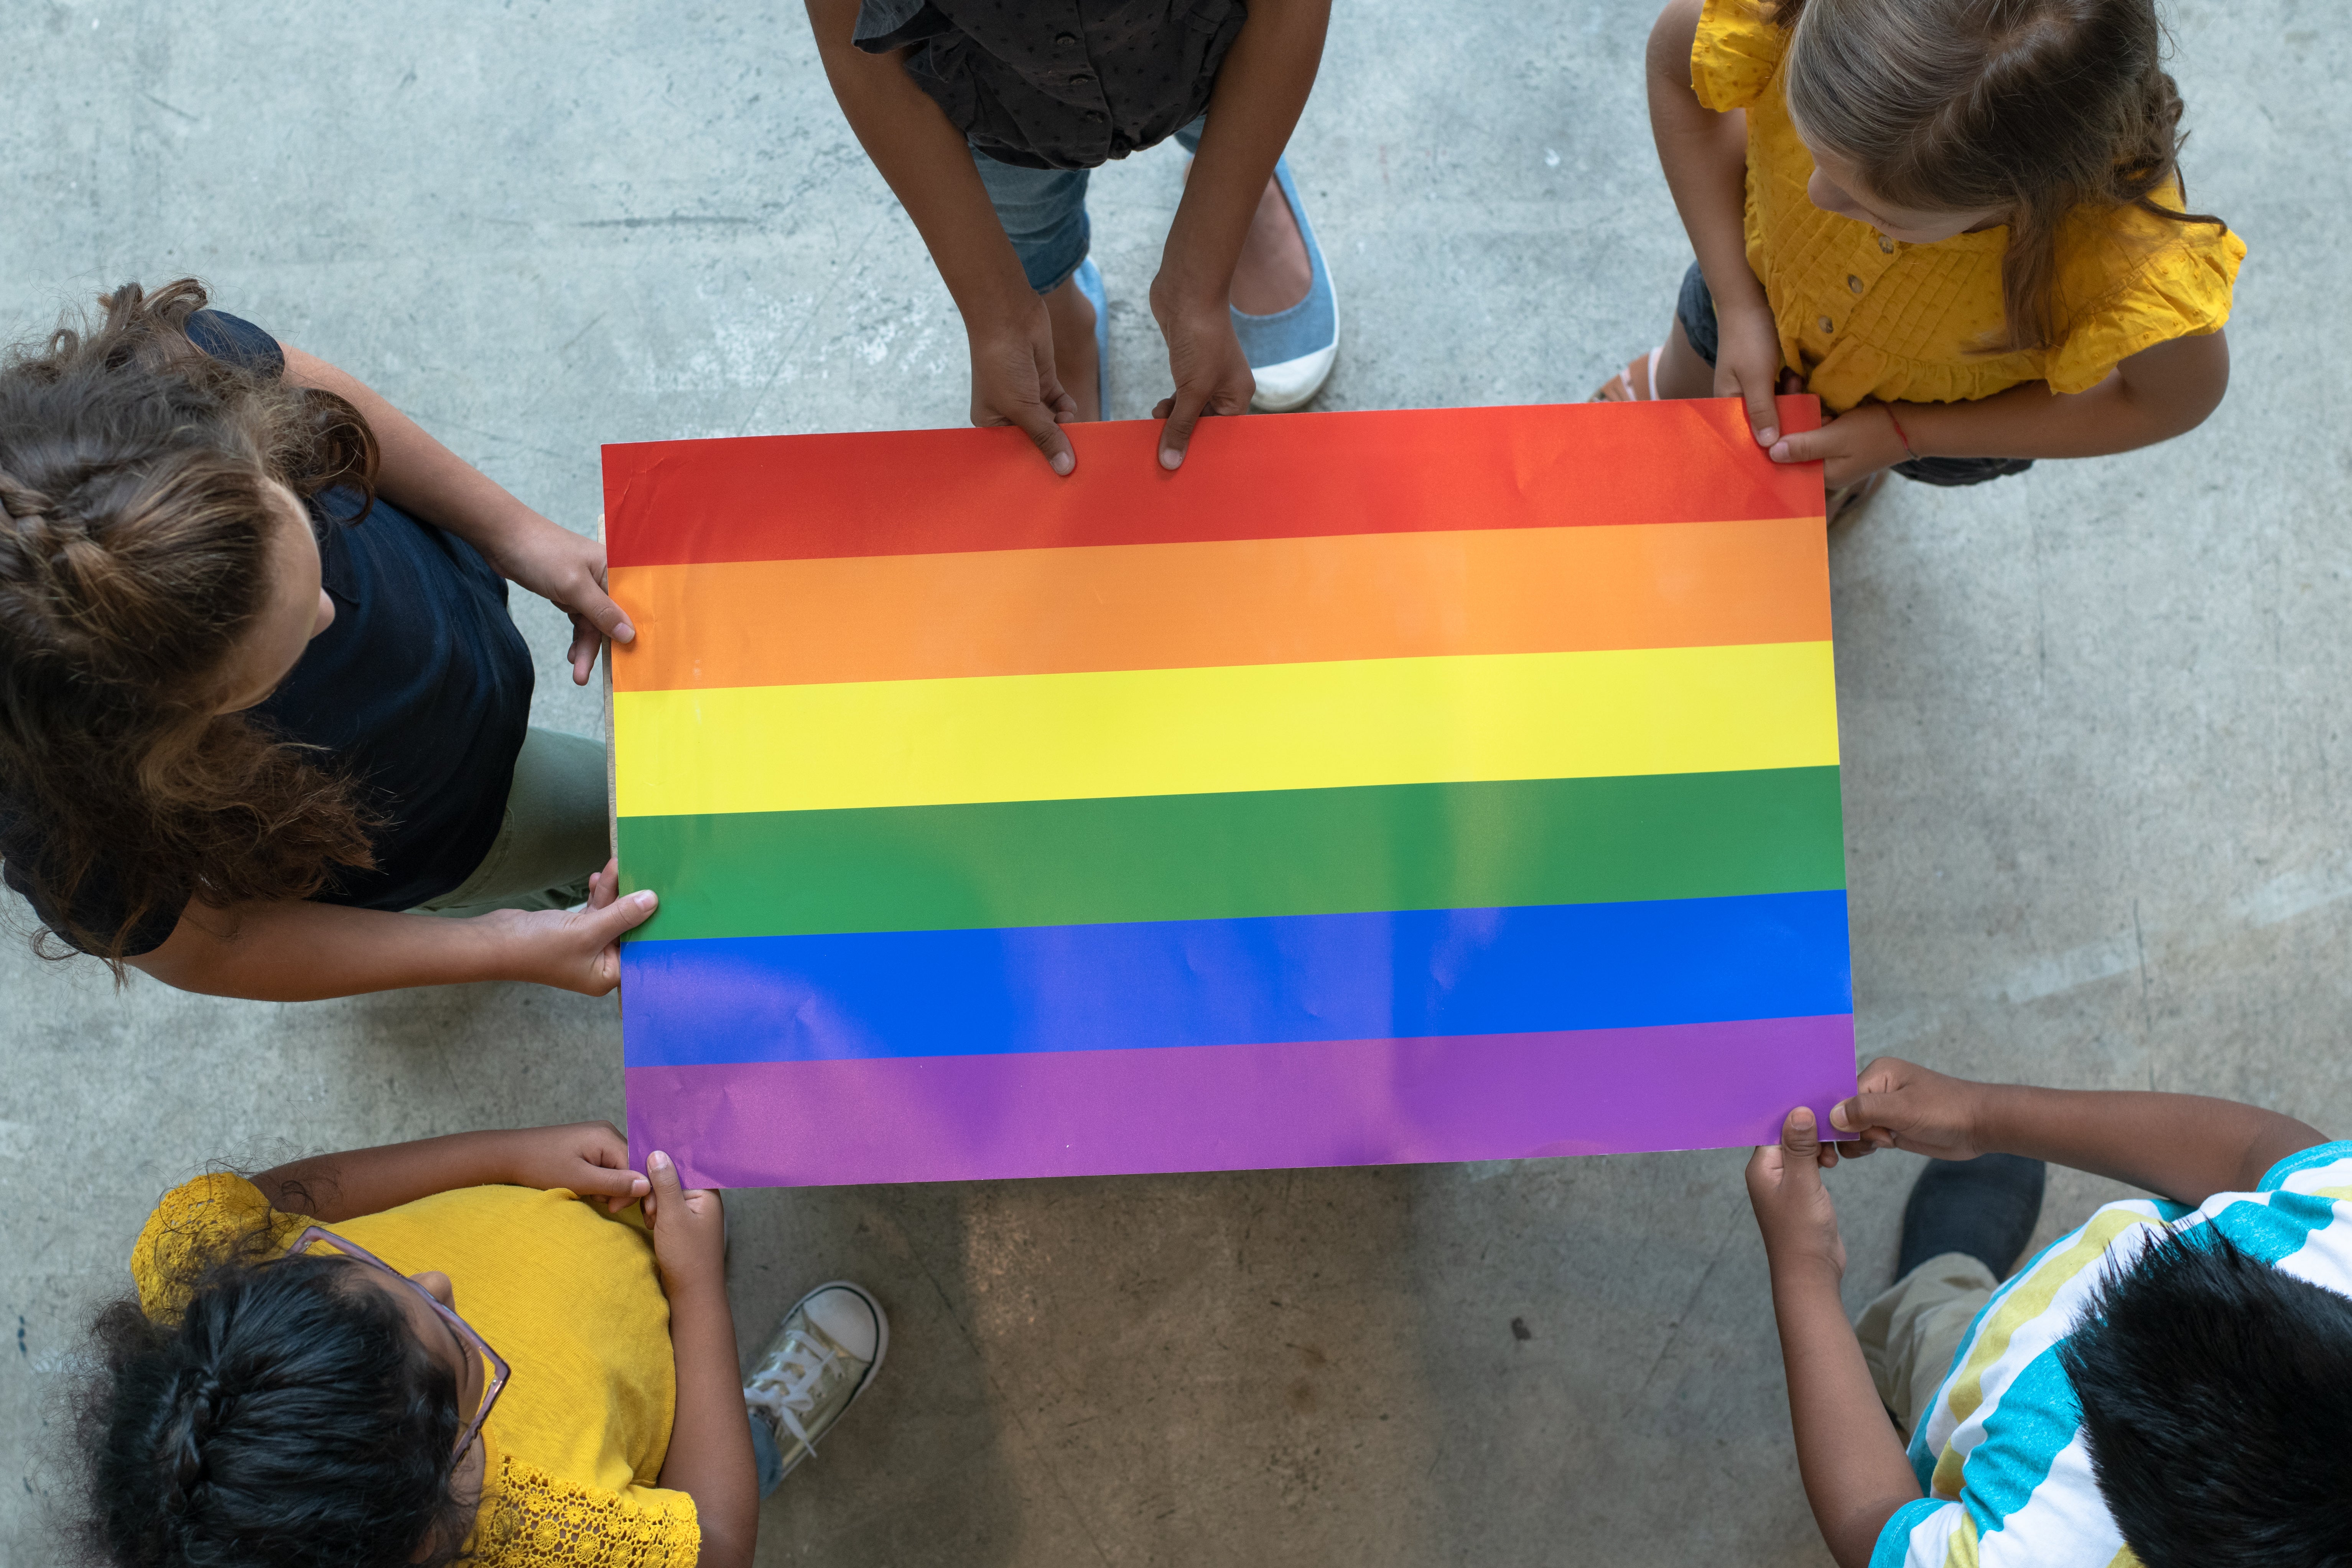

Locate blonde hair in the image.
[1776,0,2225,351]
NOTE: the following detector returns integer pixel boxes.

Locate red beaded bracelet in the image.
[1882,405,1916,459]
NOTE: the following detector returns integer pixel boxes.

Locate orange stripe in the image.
[610,516,1830,691]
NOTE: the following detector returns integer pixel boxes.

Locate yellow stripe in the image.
[1927,1207,2163,1498]
[1940,1514,1980,1568]
[613,642,1840,818]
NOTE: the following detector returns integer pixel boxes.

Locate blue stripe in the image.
[2207,1186,2341,1265]
[620,890,1852,1067]
[1959,1347,2082,1540]
[2255,1140,2352,1193]
[1871,1497,1952,1568]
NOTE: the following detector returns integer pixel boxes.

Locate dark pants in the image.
[1675,262,2033,488]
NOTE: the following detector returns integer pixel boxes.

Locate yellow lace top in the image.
[1690,0,2244,412]
[133,1174,701,1568]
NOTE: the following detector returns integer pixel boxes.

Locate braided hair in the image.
[1772,0,2227,352]
[0,279,382,966]
[74,1250,475,1568]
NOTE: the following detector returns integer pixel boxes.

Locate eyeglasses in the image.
[291,1227,510,1457]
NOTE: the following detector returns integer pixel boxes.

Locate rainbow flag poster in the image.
[604,399,1855,1189]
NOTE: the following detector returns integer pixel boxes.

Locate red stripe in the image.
[602,397,1825,567]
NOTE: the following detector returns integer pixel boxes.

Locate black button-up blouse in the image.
[854,0,1247,171]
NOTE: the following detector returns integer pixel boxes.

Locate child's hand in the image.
[642,1150,727,1299]
[1745,1106,1847,1279]
[968,296,1080,477]
[479,513,637,686]
[502,1122,654,1213]
[1148,290,1254,471]
[1828,1056,1992,1162]
[1713,299,1793,448]
[1766,403,1909,489]
[480,868,656,995]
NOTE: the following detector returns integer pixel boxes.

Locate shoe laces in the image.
[744,1328,841,1454]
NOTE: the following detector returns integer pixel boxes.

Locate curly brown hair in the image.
[1773,0,2226,352]
[0,279,383,968]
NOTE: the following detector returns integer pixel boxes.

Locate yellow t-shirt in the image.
[132,1173,700,1568]
[1690,0,2244,412]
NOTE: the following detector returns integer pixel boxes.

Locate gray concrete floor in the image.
[2,1,2346,1562]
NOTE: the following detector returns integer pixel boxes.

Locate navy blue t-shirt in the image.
[0,310,534,954]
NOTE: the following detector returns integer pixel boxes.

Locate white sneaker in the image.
[743,1280,887,1482]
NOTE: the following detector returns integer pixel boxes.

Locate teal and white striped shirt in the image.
[1875,1140,2352,1568]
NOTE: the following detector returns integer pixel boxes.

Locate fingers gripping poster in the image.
[604,400,1855,1189]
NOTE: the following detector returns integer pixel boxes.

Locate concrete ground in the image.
[2,1,2345,1562]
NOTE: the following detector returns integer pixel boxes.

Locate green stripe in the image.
[617,768,1846,943]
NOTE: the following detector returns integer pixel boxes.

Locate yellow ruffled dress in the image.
[1692,0,2244,414]
[133,1173,701,1568]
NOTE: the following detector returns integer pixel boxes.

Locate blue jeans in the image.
[748,1409,785,1497]
[974,117,1205,294]
[1674,261,2034,488]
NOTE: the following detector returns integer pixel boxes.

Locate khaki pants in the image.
[412,727,610,918]
[1855,1252,1998,1439]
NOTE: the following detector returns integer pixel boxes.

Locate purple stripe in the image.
[626,1014,1857,1188]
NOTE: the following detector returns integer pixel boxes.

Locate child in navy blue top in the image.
[0,280,655,999]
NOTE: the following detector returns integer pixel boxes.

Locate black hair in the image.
[72,1249,477,1568]
[2058,1226,2352,1568]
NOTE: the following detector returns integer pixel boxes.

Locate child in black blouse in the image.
[808,0,1342,473]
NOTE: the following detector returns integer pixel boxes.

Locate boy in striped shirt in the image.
[1746,1055,2352,1568]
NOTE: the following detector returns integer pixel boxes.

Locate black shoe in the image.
[1894,1153,2047,1282]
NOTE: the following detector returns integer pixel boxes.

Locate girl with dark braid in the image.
[74,1124,888,1568]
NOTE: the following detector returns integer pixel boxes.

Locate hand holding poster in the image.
[605,400,1855,1188]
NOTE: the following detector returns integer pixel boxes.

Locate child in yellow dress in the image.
[1601,0,2245,518]
[71,1123,887,1568]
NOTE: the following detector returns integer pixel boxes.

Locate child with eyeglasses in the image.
[71,1123,887,1568]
